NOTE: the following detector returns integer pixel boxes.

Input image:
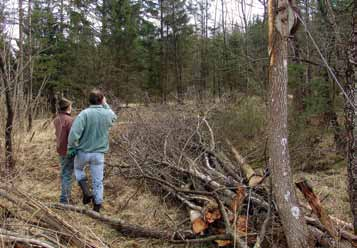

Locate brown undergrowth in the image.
[1,103,352,247]
[6,108,192,248]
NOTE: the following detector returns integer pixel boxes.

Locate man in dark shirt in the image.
[54,98,74,204]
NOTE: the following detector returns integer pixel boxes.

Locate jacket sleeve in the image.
[64,117,74,142]
[68,112,86,149]
[103,103,117,127]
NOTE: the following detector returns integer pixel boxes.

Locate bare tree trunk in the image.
[317,0,346,152]
[212,0,218,99]
[346,0,357,234]
[17,0,24,117]
[267,0,313,247]
[198,0,208,103]
[27,0,33,131]
[0,53,15,173]
[159,0,166,104]
[221,0,227,97]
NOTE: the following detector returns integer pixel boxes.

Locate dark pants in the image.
[59,156,74,203]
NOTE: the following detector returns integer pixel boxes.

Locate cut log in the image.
[190,210,208,234]
[204,208,221,224]
[226,139,263,187]
[50,203,237,244]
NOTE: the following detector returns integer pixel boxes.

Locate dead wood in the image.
[49,203,234,244]
[0,228,55,248]
[296,179,340,240]
[0,186,103,248]
[226,139,264,187]
[108,114,353,247]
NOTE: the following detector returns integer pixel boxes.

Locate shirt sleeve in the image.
[64,117,74,139]
[68,112,86,149]
[102,103,117,127]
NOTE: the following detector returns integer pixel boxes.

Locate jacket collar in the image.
[89,105,104,108]
[59,112,71,116]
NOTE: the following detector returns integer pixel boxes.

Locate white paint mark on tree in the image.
[281,138,287,155]
[284,191,290,201]
[291,206,300,219]
[283,59,288,69]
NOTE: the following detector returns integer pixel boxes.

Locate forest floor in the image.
[9,103,352,248]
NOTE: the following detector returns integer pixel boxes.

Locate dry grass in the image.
[1,104,353,248]
[7,114,192,248]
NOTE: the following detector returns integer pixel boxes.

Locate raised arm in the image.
[102,99,117,127]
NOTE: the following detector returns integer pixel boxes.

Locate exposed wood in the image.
[190,210,208,234]
[296,179,339,240]
[50,203,235,243]
[226,139,263,187]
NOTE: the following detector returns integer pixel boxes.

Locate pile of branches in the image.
[0,185,107,248]
[110,110,357,248]
[1,109,356,248]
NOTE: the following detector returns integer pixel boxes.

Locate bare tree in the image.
[267,0,313,247]
[0,42,15,173]
[27,0,33,131]
[346,0,357,234]
[17,0,24,111]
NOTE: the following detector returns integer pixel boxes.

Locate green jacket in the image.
[68,103,117,153]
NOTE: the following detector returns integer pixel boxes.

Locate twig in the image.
[0,228,55,248]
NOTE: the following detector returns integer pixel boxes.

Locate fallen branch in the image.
[296,179,339,240]
[0,186,102,248]
[0,228,55,248]
[49,203,235,244]
[226,139,263,187]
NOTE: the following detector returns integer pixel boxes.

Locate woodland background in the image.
[1,0,357,247]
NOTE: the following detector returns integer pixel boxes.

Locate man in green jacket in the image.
[68,89,117,212]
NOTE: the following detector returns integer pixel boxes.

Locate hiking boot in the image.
[93,204,101,213]
[78,179,93,205]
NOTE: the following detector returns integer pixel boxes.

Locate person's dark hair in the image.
[58,98,72,112]
[89,89,104,105]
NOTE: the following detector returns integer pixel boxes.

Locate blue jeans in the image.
[74,151,105,205]
[59,156,74,204]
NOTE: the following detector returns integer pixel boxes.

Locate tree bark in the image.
[0,50,15,173]
[267,0,314,247]
[17,0,24,115]
[346,0,357,235]
[27,0,33,131]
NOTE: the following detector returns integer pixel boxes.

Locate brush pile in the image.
[109,108,357,248]
[1,107,356,248]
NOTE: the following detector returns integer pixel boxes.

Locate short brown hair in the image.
[89,89,104,105]
[58,98,72,112]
